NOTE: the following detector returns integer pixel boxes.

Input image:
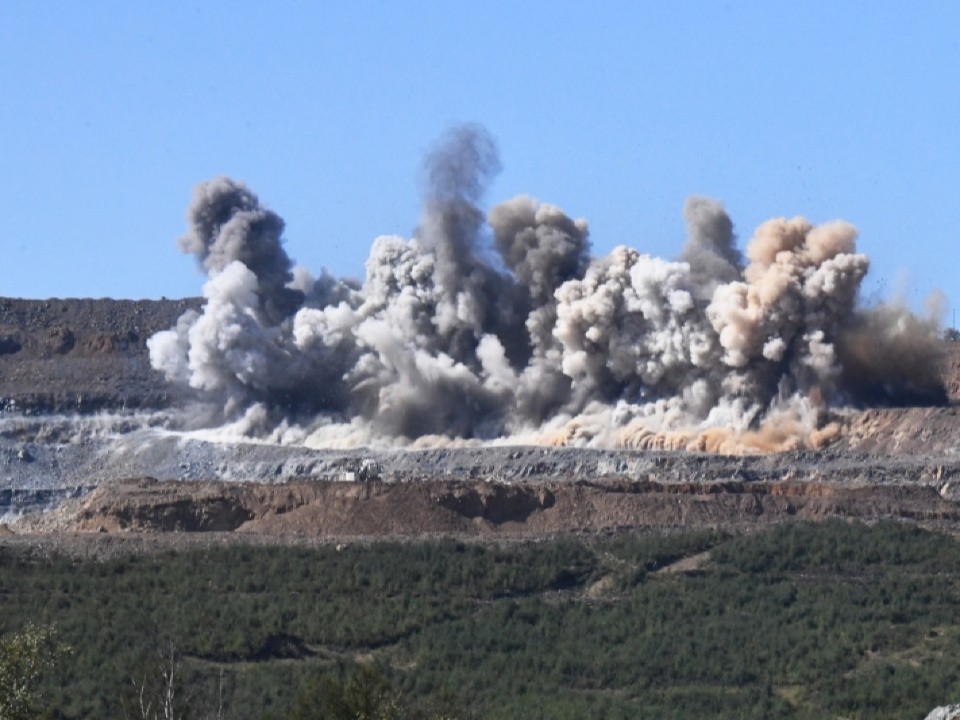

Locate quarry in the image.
[2,127,959,542]
[2,295,960,541]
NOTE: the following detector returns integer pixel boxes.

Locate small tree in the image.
[129,639,186,720]
[284,664,472,720]
[0,624,69,720]
[125,636,228,720]
[287,665,398,720]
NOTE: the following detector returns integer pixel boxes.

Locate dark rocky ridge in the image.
[0,297,200,412]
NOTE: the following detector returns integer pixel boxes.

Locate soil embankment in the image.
[17,473,960,539]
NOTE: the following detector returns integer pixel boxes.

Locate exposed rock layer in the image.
[0,297,200,412]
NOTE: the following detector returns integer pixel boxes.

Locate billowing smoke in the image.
[148,124,947,451]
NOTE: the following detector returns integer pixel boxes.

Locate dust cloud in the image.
[148,125,946,451]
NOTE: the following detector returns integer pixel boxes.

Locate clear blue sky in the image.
[2,1,958,318]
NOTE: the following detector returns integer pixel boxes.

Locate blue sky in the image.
[2,1,959,319]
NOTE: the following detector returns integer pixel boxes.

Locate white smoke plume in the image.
[148,124,947,451]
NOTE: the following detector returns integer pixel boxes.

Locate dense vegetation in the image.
[2,520,960,718]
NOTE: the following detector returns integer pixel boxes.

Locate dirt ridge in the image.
[16,475,960,538]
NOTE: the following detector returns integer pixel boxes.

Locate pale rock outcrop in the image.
[925,705,960,720]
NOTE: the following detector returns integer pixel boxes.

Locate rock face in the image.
[0,297,200,413]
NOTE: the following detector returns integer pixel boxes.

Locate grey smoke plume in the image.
[177,178,303,323]
[680,196,742,298]
[148,124,947,449]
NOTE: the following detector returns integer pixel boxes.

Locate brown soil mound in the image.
[21,475,960,539]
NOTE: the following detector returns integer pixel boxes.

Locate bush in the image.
[0,623,68,720]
